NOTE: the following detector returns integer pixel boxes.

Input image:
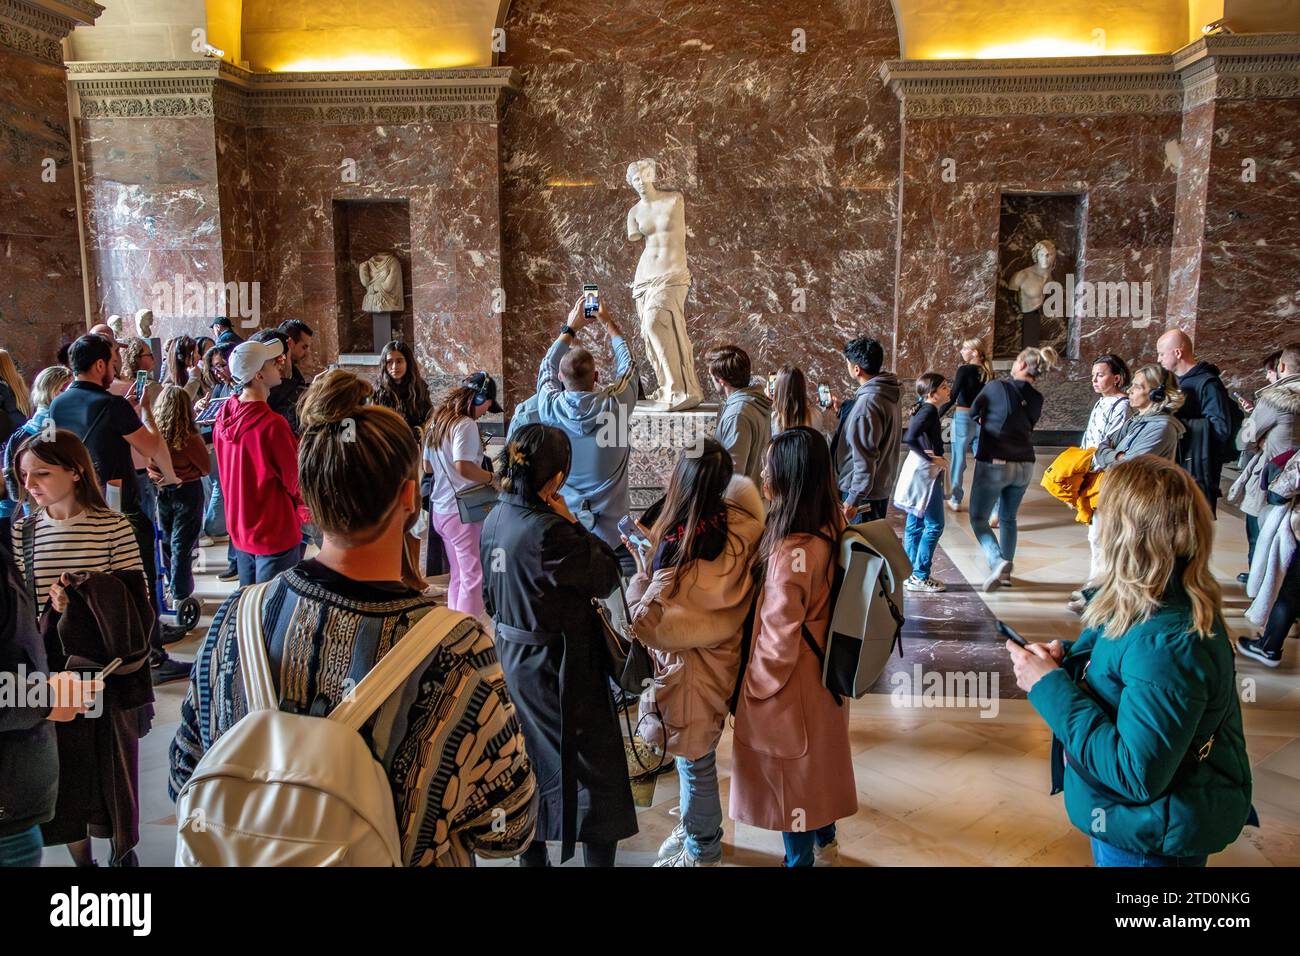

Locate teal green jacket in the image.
[1027,590,1252,858]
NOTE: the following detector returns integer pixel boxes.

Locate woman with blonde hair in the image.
[941,338,993,512]
[0,349,32,446]
[1010,455,1252,867]
[969,345,1059,591]
[2,365,71,539]
[1072,364,1187,600]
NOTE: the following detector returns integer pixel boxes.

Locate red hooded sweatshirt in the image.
[213,397,309,556]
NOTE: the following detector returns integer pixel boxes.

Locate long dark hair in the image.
[15,429,109,513]
[373,340,432,433]
[758,426,843,573]
[647,438,739,597]
[497,424,571,503]
[772,365,810,433]
[165,335,197,388]
[912,371,945,417]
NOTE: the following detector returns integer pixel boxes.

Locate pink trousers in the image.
[431,509,485,617]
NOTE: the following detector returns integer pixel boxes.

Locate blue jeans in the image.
[157,479,205,600]
[904,477,946,579]
[783,823,837,868]
[1091,838,1207,868]
[676,751,723,862]
[0,825,43,867]
[968,461,1032,569]
[949,410,978,504]
[202,445,227,538]
[235,544,300,587]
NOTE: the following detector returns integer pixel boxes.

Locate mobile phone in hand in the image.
[996,621,1029,648]
[618,514,650,551]
[134,370,148,400]
[583,284,600,319]
[817,384,831,408]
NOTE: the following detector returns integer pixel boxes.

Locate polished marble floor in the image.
[41,452,1300,867]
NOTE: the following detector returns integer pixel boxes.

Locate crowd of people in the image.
[0,298,1290,869]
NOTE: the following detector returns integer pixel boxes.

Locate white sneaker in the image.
[904,576,946,593]
[657,822,687,861]
[990,514,1000,529]
[654,846,720,867]
[983,559,1011,592]
[198,536,215,548]
[813,840,840,867]
[946,497,962,513]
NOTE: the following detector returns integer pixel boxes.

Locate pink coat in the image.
[627,476,764,761]
[729,532,859,832]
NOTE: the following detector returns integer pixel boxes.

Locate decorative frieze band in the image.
[67,59,521,126]
[0,0,101,64]
[882,32,1300,118]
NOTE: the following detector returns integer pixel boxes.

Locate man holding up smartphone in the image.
[536,292,640,574]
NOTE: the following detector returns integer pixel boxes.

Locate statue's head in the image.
[135,308,154,336]
[626,158,656,197]
[1031,240,1057,270]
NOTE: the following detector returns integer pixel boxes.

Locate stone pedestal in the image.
[627,402,721,508]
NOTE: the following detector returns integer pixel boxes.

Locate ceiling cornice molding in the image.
[0,0,102,64]
[881,32,1300,118]
[66,59,522,125]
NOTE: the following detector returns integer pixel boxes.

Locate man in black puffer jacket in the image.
[1158,329,1241,515]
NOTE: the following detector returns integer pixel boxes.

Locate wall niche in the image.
[333,199,413,354]
[994,192,1085,360]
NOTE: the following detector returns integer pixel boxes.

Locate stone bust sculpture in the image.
[359,252,404,314]
[1005,239,1057,314]
[107,314,125,339]
[135,309,154,339]
[626,158,703,411]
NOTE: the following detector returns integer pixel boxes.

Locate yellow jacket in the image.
[1041,447,1104,523]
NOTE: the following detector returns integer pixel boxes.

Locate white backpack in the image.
[175,582,464,867]
[818,520,911,700]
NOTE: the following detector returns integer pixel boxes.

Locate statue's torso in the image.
[1011,265,1051,312]
[631,193,687,282]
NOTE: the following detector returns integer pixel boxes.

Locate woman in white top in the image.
[11,428,143,866]
[1081,354,1132,450]
[424,372,500,617]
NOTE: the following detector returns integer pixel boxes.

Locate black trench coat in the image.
[481,492,637,861]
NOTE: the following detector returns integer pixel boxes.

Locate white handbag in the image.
[174,582,465,867]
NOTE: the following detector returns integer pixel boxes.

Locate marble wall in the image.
[1184,97,1300,393]
[895,112,1183,429]
[0,46,86,373]
[78,115,225,346]
[498,0,902,410]
[241,120,502,386]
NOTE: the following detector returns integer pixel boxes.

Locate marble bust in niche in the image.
[359,252,404,314]
[1004,239,1056,348]
[626,158,703,412]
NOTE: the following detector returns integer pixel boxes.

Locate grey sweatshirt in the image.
[716,383,772,489]
[536,336,638,549]
[837,372,903,506]
[1093,410,1187,470]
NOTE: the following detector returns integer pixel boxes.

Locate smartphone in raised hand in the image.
[583,284,600,319]
[996,621,1029,648]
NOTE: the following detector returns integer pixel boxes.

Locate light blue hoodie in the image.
[536,335,638,550]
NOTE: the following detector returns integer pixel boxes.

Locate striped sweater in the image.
[169,562,537,866]
[11,508,143,614]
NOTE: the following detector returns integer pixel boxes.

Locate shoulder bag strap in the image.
[800,622,843,707]
[235,582,278,712]
[328,606,464,732]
